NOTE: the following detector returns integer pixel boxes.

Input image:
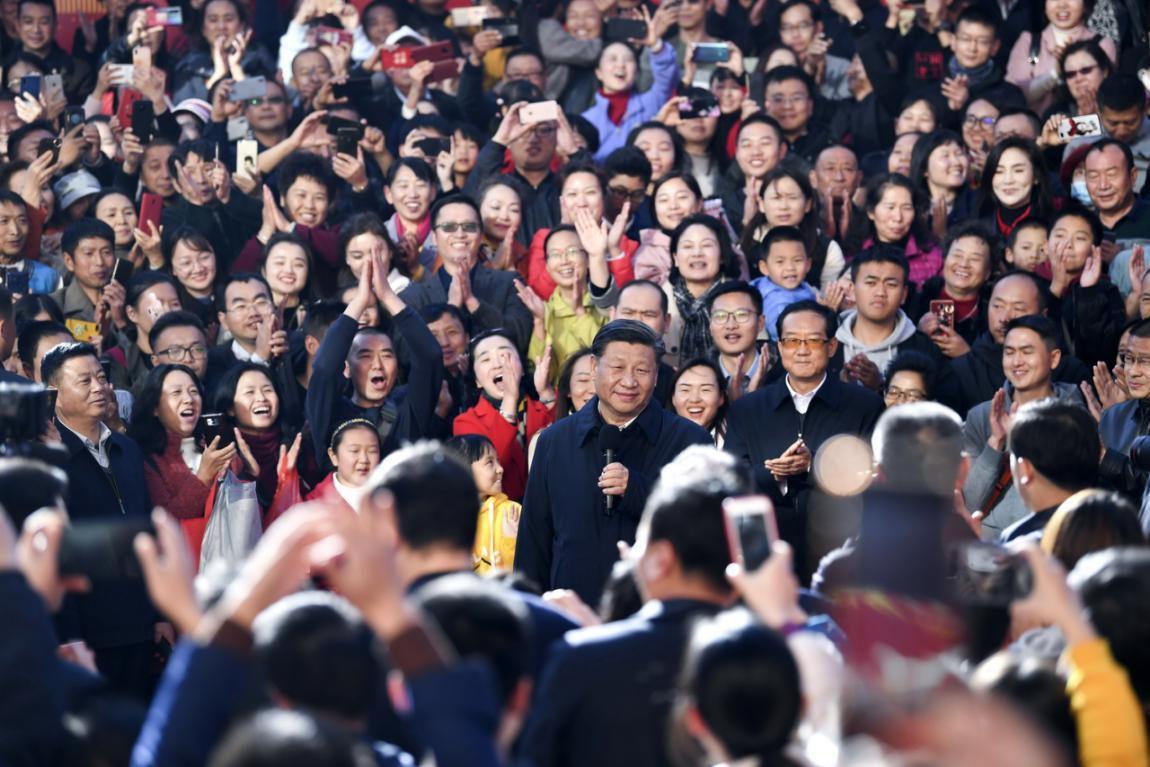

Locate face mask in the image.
[1070,179,1093,208]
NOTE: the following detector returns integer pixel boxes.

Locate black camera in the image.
[0,382,55,452]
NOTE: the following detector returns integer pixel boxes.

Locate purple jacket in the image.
[583,43,679,163]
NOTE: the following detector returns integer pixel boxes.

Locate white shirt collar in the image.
[231,339,266,365]
[60,418,113,468]
[333,473,368,512]
[785,373,826,415]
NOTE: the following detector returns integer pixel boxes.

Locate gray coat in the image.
[963,382,1084,540]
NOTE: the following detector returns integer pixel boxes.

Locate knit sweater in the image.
[143,432,210,521]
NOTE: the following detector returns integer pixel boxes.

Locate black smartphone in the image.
[335,127,360,157]
[323,115,365,139]
[481,18,520,46]
[36,137,60,164]
[131,100,155,143]
[946,541,1033,607]
[679,94,720,119]
[58,518,156,580]
[692,42,730,63]
[2,269,28,294]
[64,105,85,131]
[332,77,373,100]
[111,258,134,286]
[415,137,451,157]
[605,17,647,43]
[19,74,40,98]
[198,412,235,448]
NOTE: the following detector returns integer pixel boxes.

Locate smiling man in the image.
[43,341,161,700]
[1099,318,1150,504]
[51,219,115,325]
[516,320,710,604]
[725,300,883,572]
[962,315,1083,539]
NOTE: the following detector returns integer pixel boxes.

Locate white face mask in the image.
[1070,179,1094,208]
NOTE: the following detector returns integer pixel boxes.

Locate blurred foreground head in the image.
[871,402,964,497]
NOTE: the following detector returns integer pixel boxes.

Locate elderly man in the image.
[516,320,710,604]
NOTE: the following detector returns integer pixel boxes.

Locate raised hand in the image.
[197,435,237,484]
[534,343,555,403]
[277,433,303,476]
[514,279,547,319]
[1080,245,1102,288]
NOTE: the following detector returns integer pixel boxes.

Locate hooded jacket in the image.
[834,309,921,374]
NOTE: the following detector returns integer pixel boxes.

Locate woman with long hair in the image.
[977,137,1055,241]
[909,130,976,241]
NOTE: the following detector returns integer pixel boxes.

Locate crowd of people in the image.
[0,0,1149,762]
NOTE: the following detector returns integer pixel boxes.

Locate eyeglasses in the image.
[546,246,587,262]
[964,115,997,127]
[156,343,208,361]
[955,34,994,48]
[778,336,827,350]
[1063,64,1097,79]
[1121,353,1150,370]
[226,296,272,315]
[435,221,481,233]
[710,309,757,325]
[779,21,813,34]
[248,96,286,106]
[608,185,646,202]
[884,386,926,403]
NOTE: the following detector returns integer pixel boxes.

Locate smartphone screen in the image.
[111,258,134,286]
[722,496,778,571]
[945,541,1033,607]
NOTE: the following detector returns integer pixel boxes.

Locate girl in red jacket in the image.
[306,419,382,515]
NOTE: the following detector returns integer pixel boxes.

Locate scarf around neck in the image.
[672,274,719,362]
[599,88,632,125]
[947,56,998,89]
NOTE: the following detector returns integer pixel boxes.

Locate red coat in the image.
[305,472,355,516]
[526,228,636,300]
[453,396,554,502]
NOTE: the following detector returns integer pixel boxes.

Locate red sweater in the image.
[143,432,211,521]
[453,397,553,502]
[526,228,637,300]
[305,472,355,516]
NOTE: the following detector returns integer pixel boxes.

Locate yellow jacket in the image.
[1066,638,1149,767]
[528,289,608,385]
[474,494,522,574]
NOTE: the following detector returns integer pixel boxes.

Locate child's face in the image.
[1006,226,1047,272]
[760,241,810,289]
[472,448,504,499]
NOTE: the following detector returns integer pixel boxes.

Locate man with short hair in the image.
[109,272,182,391]
[940,6,1024,113]
[43,342,160,700]
[706,281,769,397]
[777,0,850,100]
[207,274,286,390]
[1003,398,1099,541]
[0,190,58,295]
[1082,139,1150,299]
[718,114,789,232]
[1099,319,1150,504]
[520,447,753,767]
[992,107,1040,144]
[811,144,864,243]
[963,315,1085,540]
[834,248,944,391]
[517,320,711,603]
[725,301,883,570]
[51,219,116,326]
[603,146,651,225]
[14,0,91,100]
[948,271,1090,416]
[763,66,832,164]
[611,279,674,405]
[420,302,474,424]
[306,249,443,470]
[148,311,211,383]
[399,195,533,352]
[459,44,548,134]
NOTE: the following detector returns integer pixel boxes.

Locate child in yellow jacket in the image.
[446,434,521,574]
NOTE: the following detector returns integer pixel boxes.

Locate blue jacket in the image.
[518,599,722,767]
[515,397,711,604]
[55,421,156,650]
[582,43,679,163]
[749,276,819,341]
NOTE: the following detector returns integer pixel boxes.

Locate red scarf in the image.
[599,88,632,125]
[996,204,1032,239]
[396,214,431,246]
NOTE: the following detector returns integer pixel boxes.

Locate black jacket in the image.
[54,422,156,650]
[160,193,262,274]
[305,311,443,472]
[1049,280,1126,368]
[947,333,1092,417]
[399,266,535,355]
[726,373,883,506]
[463,140,567,246]
[518,598,723,767]
[515,397,711,604]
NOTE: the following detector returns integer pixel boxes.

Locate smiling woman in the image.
[211,362,290,511]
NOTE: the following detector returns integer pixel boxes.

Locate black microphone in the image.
[599,425,623,515]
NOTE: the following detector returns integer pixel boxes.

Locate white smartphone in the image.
[722,495,778,572]
[520,100,560,125]
[1059,113,1102,141]
[42,73,63,103]
[236,138,259,175]
[451,6,489,26]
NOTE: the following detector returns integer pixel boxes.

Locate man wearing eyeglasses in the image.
[725,300,883,573]
[1099,318,1150,504]
[149,311,212,383]
[706,281,770,398]
[937,7,1023,118]
[962,315,1083,540]
[400,195,534,352]
[762,66,832,164]
[206,274,287,392]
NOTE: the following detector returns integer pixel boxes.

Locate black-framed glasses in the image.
[156,343,208,361]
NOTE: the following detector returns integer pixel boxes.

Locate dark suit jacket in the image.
[399,266,534,354]
[518,599,722,767]
[724,373,883,517]
[515,397,711,604]
[55,422,155,650]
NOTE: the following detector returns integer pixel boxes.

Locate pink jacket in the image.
[1006,26,1116,115]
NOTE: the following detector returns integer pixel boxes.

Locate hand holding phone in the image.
[59,518,157,580]
[722,496,778,572]
[946,541,1033,607]
[520,100,560,125]
[930,299,955,331]
[198,413,235,448]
